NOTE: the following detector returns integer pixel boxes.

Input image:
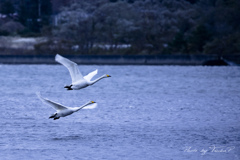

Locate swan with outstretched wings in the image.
[55,54,111,90]
[36,92,97,120]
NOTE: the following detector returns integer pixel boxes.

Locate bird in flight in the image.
[36,92,97,120]
[55,54,111,90]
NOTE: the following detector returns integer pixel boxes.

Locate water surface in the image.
[0,65,239,160]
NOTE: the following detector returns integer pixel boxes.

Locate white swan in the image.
[36,92,97,120]
[55,54,111,90]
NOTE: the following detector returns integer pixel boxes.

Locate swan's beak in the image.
[107,74,111,77]
[91,101,96,103]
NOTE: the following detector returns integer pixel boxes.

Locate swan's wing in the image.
[55,54,83,83]
[36,92,68,111]
[83,69,98,82]
[83,103,98,109]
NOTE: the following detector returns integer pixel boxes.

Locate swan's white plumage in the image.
[55,54,111,90]
[36,92,97,120]
[84,69,98,82]
[82,103,98,109]
[36,92,68,111]
[55,54,83,83]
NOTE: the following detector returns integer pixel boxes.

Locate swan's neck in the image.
[89,75,106,85]
[74,102,90,112]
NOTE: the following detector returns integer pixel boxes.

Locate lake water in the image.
[0,65,239,160]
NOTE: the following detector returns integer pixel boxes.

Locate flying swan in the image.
[55,54,111,90]
[36,92,97,120]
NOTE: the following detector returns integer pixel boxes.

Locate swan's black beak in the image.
[107,75,111,77]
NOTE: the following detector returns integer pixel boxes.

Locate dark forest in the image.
[0,0,239,55]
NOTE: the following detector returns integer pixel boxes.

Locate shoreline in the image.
[0,54,239,65]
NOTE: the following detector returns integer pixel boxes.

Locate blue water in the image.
[0,65,239,160]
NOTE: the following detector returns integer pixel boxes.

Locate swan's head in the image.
[105,74,111,78]
[87,101,96,105]
[84,101,97,109]
[85,101,96,106]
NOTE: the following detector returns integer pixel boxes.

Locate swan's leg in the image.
[54,117,60,120]
[49,113,57,119]
[64,85,73,90]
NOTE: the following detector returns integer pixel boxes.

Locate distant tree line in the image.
[0,0,239,55]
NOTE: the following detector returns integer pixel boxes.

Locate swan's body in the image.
[36,92,97,120]
[55,54,111,90]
